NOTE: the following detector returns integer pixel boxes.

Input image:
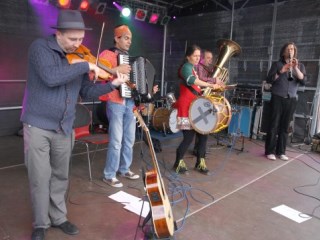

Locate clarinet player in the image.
[265,42,306,161]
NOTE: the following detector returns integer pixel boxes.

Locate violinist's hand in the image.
[88,62,100,81]
[114,64,131,75]
[112,71,129,86]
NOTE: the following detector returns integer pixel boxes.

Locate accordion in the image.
[118,54,148,98]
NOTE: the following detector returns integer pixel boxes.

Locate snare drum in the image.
[189,95,232,134]
[152,108,180,133]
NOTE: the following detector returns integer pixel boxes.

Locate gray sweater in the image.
[21,35,115,135]
[266,59,307,99]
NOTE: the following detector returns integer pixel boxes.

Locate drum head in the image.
[189,97,218,134]
[168,109,179,133]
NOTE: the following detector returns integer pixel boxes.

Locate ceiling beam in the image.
[210,0,230,11]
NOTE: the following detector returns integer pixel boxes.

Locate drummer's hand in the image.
[214,77,223,85]
[208,83,222,90]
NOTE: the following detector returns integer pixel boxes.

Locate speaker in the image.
[228,106,254,137]
[260,100,271,134]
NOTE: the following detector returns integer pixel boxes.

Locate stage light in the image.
[121,6,131,18]
[161,16,171,25]
[149,13,160,24]
[79,0,89,11]
[95,2,107,15]
[57,0,71,8]
[135,8,147,21]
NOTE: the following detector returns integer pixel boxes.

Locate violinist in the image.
[20,10,128,240]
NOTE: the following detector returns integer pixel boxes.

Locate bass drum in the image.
[189,95,232,134]
[152,108,180,133]
[152,107,169,132]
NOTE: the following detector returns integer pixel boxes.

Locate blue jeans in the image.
[103,100,136,179]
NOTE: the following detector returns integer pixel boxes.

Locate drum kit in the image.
[141,92,180,134]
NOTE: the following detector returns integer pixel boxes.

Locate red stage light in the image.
[135,9,147,21]
[57,0,71,8]
[79,0,89,11]
[149,13,159,24]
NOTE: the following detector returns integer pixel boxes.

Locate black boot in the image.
[195,158,209,175]
[173,159,188,174]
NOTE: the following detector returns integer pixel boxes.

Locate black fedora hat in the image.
[51,10,92,30]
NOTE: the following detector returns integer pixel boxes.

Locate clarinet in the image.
[288,53,294,81]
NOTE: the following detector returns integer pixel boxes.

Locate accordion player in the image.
[118,54,149,99]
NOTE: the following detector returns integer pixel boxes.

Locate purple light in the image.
[113,1,122,11]
[29,0,58,35]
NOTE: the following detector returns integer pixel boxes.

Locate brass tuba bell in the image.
[203,39,241,96]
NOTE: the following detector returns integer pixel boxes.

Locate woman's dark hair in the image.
[185,44,201,58]
[279,42,297,60]
[178,44,201,77]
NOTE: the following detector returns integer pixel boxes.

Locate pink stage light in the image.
[149,13,159,24]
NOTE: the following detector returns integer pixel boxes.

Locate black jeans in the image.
[265,95,297,155]
[176,130,208,166]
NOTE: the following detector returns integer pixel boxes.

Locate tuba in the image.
[203,39,241,96]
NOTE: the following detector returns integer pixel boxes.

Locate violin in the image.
[66,44,113,80]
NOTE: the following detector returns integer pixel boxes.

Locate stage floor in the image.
[0,133,319,240]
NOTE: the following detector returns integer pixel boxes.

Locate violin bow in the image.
[94,22,105,83]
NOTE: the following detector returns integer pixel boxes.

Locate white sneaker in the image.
[279,155,289,161]
[266,154,276,161]
[103,177,123,188]
[119,171,140,180]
